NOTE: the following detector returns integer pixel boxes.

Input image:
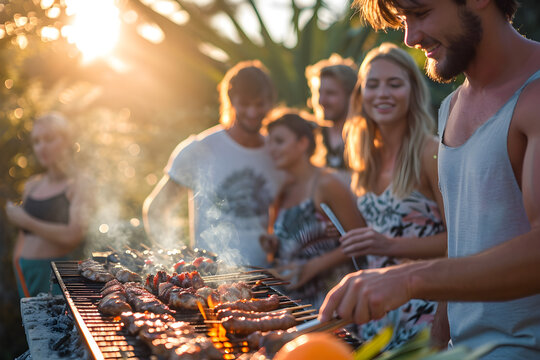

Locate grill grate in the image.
[51,261,359,359]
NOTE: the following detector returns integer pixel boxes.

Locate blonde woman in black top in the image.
[6,112,89,297]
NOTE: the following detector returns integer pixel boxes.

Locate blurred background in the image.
[0,0,538,358]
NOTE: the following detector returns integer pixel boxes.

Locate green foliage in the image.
[354,327,496,360]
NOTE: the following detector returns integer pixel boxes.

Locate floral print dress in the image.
[273,199,356,309]
[353,186,445,349]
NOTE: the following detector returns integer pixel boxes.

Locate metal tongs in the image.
[320,202,361,270]
[294,316,350,335]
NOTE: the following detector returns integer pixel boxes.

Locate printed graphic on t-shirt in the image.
[213,168,272,228]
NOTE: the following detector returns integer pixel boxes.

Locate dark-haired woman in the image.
[259,108,364,309]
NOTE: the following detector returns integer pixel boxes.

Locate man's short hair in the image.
[353,0,518,30]
[218,60,276,128]
[305,54,358,97]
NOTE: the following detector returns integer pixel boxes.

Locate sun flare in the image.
[63,0,121,62]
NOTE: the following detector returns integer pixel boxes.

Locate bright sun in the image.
[63,0,121,62]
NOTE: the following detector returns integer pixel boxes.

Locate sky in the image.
[210,0,351,48]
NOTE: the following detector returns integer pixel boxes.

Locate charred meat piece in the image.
[158,282,176,303]
[102,278,122,290]
[214,294,280,313]
[125,284,173,314]
[169,288,206,311]
[169,336,223,360]
[195,286,220,306]
[100,279,124,296]
[169,271,205,290]
[244,330,298,355]
[146,270,170,295]
[79,259,115,282]
[221,313,297,335]
[101,284,126,297]
[217,281,252,303]
[119,311,177,335]
[109,264,142,283]
[97,292,132,315]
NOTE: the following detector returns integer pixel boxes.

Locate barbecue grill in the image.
[51,260,360,359]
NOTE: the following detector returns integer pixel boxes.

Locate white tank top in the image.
[437,69,540,359]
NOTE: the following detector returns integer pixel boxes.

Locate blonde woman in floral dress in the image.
[339,43,447,349]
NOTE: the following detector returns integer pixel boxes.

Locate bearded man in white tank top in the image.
[319,1,540,358]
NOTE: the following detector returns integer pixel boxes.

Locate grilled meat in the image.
[119,311,182,335]
[79,259,115,282]
[214,294,280,313]
[221,313,297,335]
[125,284,173,314]
[169,287,206,311]
[170,271,205,290]
[168,336,223,360]
[97,292,132,315]
[109,264,142,283]
[217,281,253,303]
[216,309,289,320]
[195,286,220,306]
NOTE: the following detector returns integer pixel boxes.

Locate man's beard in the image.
[324,105,349,123]
[237,118,262,135]
[425,8,483,83]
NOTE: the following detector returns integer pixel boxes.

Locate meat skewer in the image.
[214,307,316,320]
[118,311,222,359]
[119,311,176,335]
[220,313,298,335]
[213,294,280,312]
[97,280,174,316]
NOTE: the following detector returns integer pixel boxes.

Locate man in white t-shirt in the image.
[143,61,283,267]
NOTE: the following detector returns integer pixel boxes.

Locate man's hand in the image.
[319,265,413,324]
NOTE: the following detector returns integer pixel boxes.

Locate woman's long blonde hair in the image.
[344,42,435,198]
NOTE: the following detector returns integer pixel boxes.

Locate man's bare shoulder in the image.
[514,75,540,135]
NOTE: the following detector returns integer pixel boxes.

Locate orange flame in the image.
[218,324,228,341]
[207,295,216,309]
[197,300,207,321]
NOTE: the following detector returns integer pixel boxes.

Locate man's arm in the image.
[142,175,189,247]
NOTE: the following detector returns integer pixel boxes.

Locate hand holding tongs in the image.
[320,203,361,270]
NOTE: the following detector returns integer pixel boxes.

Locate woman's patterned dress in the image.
[273,199,356,309]
[353,186,445,349]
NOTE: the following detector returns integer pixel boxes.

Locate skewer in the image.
[259,281,290,286]
[203,273,268,281]
[278,299,301,306]
[290,309,316,316]
[295,314,318,322]
[251,290,268,295]
[277,304,311,312]
[139,243,151,251]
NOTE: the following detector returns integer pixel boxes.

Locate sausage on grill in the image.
[216,309,289,320]
[221,313,297,335]
[213,294,280,313]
